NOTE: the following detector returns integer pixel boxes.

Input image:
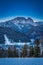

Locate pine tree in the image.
[13,46,18,57]
[0,48,4,58]
[34,39,40,57]
[8,47,13,57]
[29,46,34,57]
[22,43,28,57]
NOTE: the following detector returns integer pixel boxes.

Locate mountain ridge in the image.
[0,17,43,44]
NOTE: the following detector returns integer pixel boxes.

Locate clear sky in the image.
[0,0,43,22]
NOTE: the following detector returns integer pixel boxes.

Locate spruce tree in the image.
[34,39,40,57]
[22,43,28,57]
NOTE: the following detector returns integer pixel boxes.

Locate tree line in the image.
[0,39,43,58]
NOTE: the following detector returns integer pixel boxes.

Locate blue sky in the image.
[0,0,43,22]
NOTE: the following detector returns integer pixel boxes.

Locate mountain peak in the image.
[27,17,34,22]
[14,17,26,20]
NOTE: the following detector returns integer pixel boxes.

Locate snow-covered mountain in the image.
[36,21,43,26]
[0,17,43,43]
[0,17,36,33]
